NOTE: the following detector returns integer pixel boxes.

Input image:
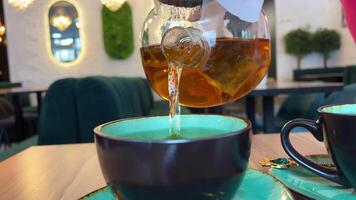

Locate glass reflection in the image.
[48,1,81,63]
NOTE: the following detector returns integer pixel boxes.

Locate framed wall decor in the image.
[102,2,134,59]
[48,1,82,63]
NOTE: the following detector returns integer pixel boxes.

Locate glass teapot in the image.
[140,0,270,108]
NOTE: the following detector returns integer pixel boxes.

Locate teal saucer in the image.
[270,155,356,200]
[81,169,293,200]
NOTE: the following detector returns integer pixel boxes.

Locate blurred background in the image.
[0,0,355,159]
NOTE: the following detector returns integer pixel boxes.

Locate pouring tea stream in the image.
[161,26,210,136]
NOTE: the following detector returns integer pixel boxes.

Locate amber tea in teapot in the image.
[141,37,270,108]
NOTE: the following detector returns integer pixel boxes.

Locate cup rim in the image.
[318,103,356,117]
[94,114,251,144]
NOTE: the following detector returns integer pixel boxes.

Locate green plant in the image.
[312,28,341,68]
[284,29,313,69]
[102,2,134,59]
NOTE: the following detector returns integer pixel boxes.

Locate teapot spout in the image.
[161,26,211,68]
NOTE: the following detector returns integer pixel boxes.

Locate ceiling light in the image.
[51,14,72,32]
[0,26,5,37]
[8,0,35,11]
[101,0,126,12]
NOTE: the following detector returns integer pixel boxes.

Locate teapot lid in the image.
[158,0,264,23]
[158,0,202,7]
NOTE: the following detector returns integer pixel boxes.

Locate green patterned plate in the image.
[81,168,293,200]
[270,155,356,200]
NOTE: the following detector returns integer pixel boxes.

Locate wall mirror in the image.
[48,1,81,63]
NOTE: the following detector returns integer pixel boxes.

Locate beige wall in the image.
[275,0,356,81]
[3,0,154,87]
[3,0,356,86]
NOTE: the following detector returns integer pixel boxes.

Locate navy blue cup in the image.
[94,115,252,200]
[281,104,356,188]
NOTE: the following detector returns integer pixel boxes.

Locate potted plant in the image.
[284,29,313,69]
[312,28,341,68]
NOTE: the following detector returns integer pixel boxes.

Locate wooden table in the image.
[0,86,47,139]
[0,133,326,200]
[246,81,344,133]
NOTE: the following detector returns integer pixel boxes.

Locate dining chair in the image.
[0,98,16,149]
[343,65,356,85]
[255,93,325,132]
[323,83,356,105]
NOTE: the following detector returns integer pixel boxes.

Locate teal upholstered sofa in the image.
[0,76,189,160]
